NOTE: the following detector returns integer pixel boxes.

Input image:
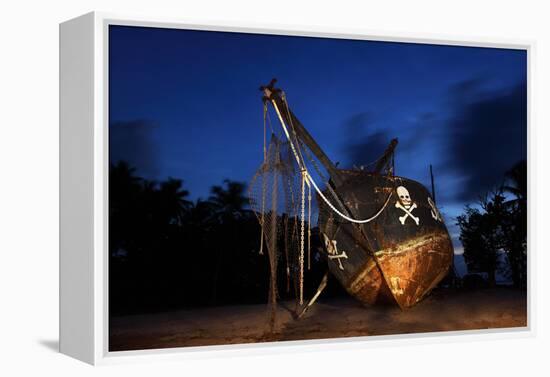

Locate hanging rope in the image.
[263,102,268,161]
[308,172,393,224]
[258,103,269,255]
[271,97,393,225]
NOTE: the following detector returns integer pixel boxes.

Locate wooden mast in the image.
[261,79,344,187]
[374,138,399,174]
[430,164,436,203]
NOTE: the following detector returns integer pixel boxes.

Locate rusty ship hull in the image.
[319,170,453,309]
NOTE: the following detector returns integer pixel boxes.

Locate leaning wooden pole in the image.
[430,164,436,204]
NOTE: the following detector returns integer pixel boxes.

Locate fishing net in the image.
[248,130,316,330]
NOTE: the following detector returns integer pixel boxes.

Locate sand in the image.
[109,288,527,351]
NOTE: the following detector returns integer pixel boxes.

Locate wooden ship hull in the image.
[260,79,454,309]
[319,170,453,308]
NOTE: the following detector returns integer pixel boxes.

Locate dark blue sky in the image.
[109,25,527,263]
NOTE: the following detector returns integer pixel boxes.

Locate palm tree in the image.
[109,161,142,203]
[158,178,192,225]
[503,160,527,209]
[209,180,248,222]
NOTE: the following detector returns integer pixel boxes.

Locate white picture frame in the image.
[59,11,535,365]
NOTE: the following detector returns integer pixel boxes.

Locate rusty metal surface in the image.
[319,170,454,308]
[373,232,452,307]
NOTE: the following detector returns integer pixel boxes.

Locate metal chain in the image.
[307,180,311,271]
[299,169,306,306]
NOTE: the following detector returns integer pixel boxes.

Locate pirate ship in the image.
[249,79,453,317]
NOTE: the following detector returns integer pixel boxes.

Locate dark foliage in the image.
[456,160,527,289]
[502,160,527,288]
[109,161,340,316]
[461,273,489,290]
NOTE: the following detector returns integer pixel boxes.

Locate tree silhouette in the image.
[502,160,527,288]
[457,160,527,289]
[457,196,504,288]
[207,180,250,304]
[157,178,192,225]
[503,160,527,205]
[109,163,283,314]
[209,179,249,221]
[109,161,144,258]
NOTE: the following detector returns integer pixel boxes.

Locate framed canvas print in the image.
[59,12,532,365]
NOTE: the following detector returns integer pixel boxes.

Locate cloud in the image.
[343,112,393,168]
[109,120,160,178]
[339,77,527,207]
[445,80,527,202]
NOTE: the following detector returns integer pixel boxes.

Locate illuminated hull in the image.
[319,170,454,308]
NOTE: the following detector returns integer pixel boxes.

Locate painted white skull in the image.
[396,186,412,208]
[323,233,337,255]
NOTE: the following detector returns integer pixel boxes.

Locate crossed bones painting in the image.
[108,25,527,351]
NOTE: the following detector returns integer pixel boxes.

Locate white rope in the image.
[270,98,392,225]
[271,100,306,171]
[306,172,393,224]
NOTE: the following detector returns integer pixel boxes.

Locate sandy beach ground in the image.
[109,288,527,351]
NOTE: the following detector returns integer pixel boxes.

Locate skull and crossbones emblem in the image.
[395,186,420,225]
[323,233,348,270]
